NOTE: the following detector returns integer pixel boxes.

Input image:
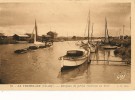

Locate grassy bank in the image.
[0,37,17,44]
[110,38,131,47]
[114,45,131,64]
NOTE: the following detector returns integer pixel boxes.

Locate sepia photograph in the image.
[0,0,133,90]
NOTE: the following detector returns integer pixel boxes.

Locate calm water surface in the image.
[0,41,131,84]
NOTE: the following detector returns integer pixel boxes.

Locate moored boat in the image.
[100,18,117,49]
[59,49,90,70]
[28,46,38,50]
[28,20,52,49]
[78,11,96,53]
[102,45,117,50]
[33,20,45,47]
[14,48,28,54]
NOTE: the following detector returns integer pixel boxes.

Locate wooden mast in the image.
[130,16,131,33]
[123,25,125,39]
[105,17,107,43]
[35,19,38,41]
[88,10,90,43]
[91,23,94,42]
[104,17,109,43]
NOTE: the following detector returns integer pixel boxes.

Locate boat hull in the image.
[61,60,88,71]
[60,49,90,69]
[14,49,28,54]
[101,45,117,49]
[62,56,88,67]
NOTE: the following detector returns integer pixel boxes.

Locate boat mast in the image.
[105,17,107,43]
[88,10,90,43]
[123,25,125,39]
[119,29,121,39]
[91,23,94,42]
[130,16,131,33]
[105,17,109,43]
[35,19,38,41]
[106,28,109,42]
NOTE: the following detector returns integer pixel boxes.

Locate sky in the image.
[0,1,131,37]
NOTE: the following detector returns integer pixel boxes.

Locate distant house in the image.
[13,34,30,41]
[42,35,52,42]
[47,31,58,39]
[0,33,7,39]
[25,33,34,38]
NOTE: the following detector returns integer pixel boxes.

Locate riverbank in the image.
[0,37,17,44]
[114,39,131,64]
[0,36,104,44]
[110,37,131,47]
[114,46,131,62]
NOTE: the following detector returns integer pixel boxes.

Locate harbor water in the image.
[0,41,131,84]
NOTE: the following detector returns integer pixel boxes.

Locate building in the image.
[42,35,52,42]
[13,34,30,41]
[47,31,58,39]
[25,33,34,38]
[0,33,7,39]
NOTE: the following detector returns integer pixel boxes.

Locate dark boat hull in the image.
[14,49,28,54]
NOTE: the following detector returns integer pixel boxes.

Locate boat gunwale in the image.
[63,55,88,60]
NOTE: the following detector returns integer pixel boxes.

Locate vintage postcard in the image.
[0,0,134,90]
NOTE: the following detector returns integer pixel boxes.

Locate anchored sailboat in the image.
[101,18,117,49]
[81,10,96,53]
[28,20,47,50]
[104,17,110,44]
[89,23,96,53]
[33,20,45,46]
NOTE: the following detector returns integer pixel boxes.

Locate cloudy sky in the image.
[0,1,131,36]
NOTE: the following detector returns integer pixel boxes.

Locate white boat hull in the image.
[62,56,88,67]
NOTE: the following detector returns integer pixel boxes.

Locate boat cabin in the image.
[66,50,84,57]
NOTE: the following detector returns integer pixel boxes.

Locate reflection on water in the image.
[58,61,90,84]
[58,48,130,84]
[0,41,131,84]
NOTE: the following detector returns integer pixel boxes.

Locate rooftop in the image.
[14,34,29,37]
[0,33,5,36]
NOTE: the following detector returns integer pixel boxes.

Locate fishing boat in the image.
[79,11,96,53]
[100,18,117,49]
[59,11,91,70]
[28,20,46,50]
[14,48,28,54]
[89,23,96,53]
[59,48,90,70]
[34,20,45,46]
